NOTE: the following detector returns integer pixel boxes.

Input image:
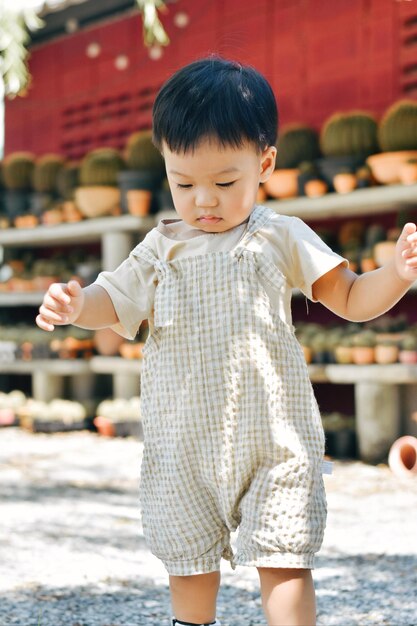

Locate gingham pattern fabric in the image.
[137,205,327,576]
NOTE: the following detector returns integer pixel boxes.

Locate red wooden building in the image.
[5,0,417,159]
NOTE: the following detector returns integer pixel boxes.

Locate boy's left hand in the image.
[396,223,417,282]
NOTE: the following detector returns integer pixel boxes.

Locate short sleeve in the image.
[93,243,156,340]
[286,216,349,302]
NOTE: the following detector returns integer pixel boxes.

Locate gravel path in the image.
[0,428,416,626]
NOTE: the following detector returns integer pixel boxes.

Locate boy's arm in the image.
[312,223,417,322]
[36,280,118,331]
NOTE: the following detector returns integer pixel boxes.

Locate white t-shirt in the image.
[94,207,348,339]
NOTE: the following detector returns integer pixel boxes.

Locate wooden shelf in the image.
[0,292,44,306]
[0,214,155,247]
[264,183,417,221]
[90,356,143,374]
[0,359,91,375]
[308,363,417,384]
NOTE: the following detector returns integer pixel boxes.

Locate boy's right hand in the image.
[36,280,85,332]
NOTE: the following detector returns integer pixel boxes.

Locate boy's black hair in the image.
[152,55,278,154]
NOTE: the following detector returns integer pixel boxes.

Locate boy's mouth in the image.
[198,216,222,223]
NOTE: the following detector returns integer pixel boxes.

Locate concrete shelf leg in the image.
[32,372,64,402]
[355,382,401,464]
[113,373,140,399]
[102,232,134,271]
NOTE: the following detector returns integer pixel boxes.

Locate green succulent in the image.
[320,111,379,157]
[32,154,65,193]
[80,148,125,187]
[400,334,417,351]
[378,99,417,152]
[3,152,35,190]
[125,130,165,172]
[352,330,377,348]
[276,124,321,169]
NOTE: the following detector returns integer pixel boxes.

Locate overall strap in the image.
[233,204,276,258]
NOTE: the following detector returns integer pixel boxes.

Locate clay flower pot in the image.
[399,350,417,364]
[94,415,115,437]
[388,436,417,478]
[352,346,375,364]
[374,344,399,364]
[301,345,313,364]
[366,150,417,184]
[75,186,120,218]
[263,169,299,199]
[333,173,357,194]
[304,179,328,198]
[399,161,417,185]
[126,189,152,216]
[334,345,353,364]
[374,241,396,267]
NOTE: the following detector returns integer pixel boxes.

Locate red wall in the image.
[5,0,417,158]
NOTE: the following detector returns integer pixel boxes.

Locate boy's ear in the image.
[259,146,277,182]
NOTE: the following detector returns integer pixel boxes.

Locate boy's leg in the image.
[169,571,221,624]
[257,567,316,626]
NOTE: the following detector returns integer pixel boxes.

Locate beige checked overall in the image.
[137,205,327,576]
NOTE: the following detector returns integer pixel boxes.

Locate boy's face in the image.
[163,138,276,233]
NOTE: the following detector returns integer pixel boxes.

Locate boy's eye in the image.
[216,181,236,188]
[176,183,193,189]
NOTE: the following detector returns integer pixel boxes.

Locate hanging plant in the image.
[136,0,170,47]
[0,4,44,97]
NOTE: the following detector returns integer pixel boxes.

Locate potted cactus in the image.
[334,335,354,364]
[56,161,83,222]
[264,125,320,200]
[356,164,373,189]
[3,152,35,219]
[310,332,330,364]
[352,330,376,364]
[31,154,65,216]
[94,397,143,438]
[333,167,357,194]
[374,336,399,364]
[399,157,417,185]
[399,334,417,364]
[367,100,417,183]
[318,111,378,190]
[75,148,125,218]
[297,161,327,197]
[118,130,165,214]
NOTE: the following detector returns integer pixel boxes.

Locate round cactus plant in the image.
[3,152,35,190]
[378,100,417,152]
[125,130,165,172]
[56,162,80,199]
[80,148,125,187]
[276,124,321,169]
[32,154,65,193]
[320,112,379,158]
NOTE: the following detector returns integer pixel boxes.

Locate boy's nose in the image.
[195,188,218,208]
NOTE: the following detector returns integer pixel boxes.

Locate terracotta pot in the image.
[399,350,417,364]
[127,189,152,216]
[301,345,313,364]
[333,173,357,194]
[388,436,417,478]
[75,186,121,218]
[263,169,299,199]
[334,345,353,364]
[399,161,417,185]
[14,214,39,228]
[94,415,115,437]
[360,257,377,273]
[62,200,83,222]
[374,344,399,364]
[352,346,375,364]
[304,179,328,198]
[94,328,124,356]
[41,208,64,225]
[119,342,139,359]
[374,241,396,267]
[366,150,417,184]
